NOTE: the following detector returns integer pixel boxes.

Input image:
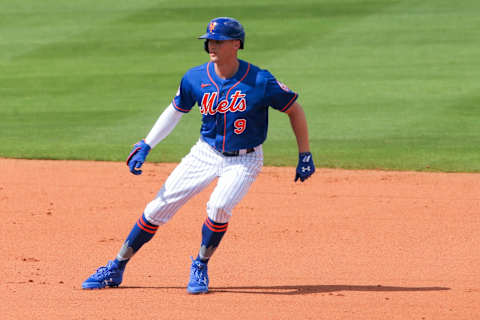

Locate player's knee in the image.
[207,204,232,224]
[144,197,175,225]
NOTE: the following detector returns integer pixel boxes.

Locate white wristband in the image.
[145,104,184,148]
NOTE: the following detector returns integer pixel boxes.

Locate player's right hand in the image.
[126,139,151,175]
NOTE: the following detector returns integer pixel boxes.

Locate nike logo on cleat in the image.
[201,83,211,88]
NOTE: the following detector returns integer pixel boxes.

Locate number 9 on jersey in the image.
[233,119,246,134]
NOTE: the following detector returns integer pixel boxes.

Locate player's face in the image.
[207,40,240,63]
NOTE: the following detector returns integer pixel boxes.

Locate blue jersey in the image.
[172,59,298,152]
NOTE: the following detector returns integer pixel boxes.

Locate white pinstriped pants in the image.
[143,138,263,225]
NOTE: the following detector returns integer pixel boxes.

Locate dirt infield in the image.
[1,158,479,319]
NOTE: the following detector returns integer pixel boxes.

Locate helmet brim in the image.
[198,33,237,41]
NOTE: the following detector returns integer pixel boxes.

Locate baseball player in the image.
[82,17,315,294]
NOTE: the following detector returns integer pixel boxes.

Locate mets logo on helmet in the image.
[209,22,216,33]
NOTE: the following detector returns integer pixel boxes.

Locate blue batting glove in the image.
[126,139,151,175]
[295,152,315,182]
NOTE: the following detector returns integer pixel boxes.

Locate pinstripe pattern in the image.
[207,149,263,223]
[144,138,263,225]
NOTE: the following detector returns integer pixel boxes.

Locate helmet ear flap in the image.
[204,40,209,53]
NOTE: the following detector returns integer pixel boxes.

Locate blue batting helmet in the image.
[199,17,245,52]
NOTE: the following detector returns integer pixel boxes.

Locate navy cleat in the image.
[187,258,209,294]
[82,260,124,289]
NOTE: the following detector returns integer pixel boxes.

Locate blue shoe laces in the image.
[191,259,208,285]
[92,261,117,280]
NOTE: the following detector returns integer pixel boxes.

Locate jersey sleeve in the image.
[172,74,196,113]
[264,71,298,113]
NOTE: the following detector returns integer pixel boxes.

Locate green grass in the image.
[1,0,479,171]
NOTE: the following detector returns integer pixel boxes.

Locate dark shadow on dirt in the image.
[117,284,450,295]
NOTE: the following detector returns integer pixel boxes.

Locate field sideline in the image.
[0,0,479,172]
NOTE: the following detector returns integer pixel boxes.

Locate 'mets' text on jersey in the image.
[172,60,298,153]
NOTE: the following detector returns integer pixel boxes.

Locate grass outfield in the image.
[1,0,479,172]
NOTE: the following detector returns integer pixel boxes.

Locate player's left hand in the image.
[295,152,315,182]
[126,139,151,175]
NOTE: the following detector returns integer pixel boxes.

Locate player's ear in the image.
[233,39,241,50]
